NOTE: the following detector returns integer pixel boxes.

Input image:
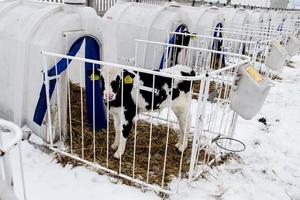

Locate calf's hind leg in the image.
[172,98,191,152]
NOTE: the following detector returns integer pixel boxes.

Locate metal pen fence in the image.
[169,30,276,77]
[41,39,249,194]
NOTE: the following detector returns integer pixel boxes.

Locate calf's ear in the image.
[123,70,135,78]
[94,69,101,77]
[89,69,101,81]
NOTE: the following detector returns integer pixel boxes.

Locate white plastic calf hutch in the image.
[180,5,225,36]
[173,5,225,70]
[269,10,288,31]
[0,0,105,141]
[103,2,225,69]
[217,6,248,49]
[221,6,248,29]
[246,9,264,27]
[103,2,189,70]
[261,10,272,28]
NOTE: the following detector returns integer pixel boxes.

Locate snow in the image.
[4,56,300,200]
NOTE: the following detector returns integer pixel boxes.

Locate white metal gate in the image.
[41,38,250,194]
[227,23,296,46]
[200,26,292,76]
[168,30,275,78]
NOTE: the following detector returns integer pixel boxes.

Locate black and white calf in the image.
[99,65,195,158]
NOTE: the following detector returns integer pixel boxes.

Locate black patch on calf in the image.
[100,75,105,95]
[170,31,191,66]
[122,120,133,138]
[171,88,180,100]
[177,71,196,93]
[110,75,121,94]
[108,71,136,138]
[107,69,195,139]
[138,72,172,110]
[211,33,225,69]
[181,70,196,77]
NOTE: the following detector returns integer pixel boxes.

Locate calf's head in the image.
[99,67,121,102]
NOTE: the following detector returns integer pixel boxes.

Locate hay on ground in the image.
[56,83,232,189]
[193,80,231,100]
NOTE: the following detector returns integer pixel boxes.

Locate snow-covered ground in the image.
[5,56,300,200]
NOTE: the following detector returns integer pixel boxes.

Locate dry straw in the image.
[56,83,233,190]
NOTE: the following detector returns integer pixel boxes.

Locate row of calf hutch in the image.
[103,2,226,69]
[0,0,232,137]
[104,2,299,74]
[0,0,300,195]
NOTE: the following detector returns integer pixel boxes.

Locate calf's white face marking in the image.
[99,67,121,102]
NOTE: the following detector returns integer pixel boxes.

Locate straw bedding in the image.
[56,83,233,190]
[193,80,231,100]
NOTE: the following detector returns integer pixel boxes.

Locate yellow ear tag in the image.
[90,73,100,81]
[124,75,133,84]
[246,66,263,82]
[191,34,197,40]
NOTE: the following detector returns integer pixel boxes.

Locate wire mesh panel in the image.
[201,25,299,76]
[228,23,297,45]
[41,40,249,194]
[168,30,275,77]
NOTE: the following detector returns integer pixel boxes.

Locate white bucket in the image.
[230,64,271,120]
[285,35,300,56]
[265,40,288,72]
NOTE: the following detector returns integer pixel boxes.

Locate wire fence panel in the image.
[199,24,296,77]
[41,37,249,193]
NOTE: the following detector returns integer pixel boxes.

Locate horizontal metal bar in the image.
[135,39,250,59]
[229,26,293,35]
[208,59,249,75]
[50,148,175,194]
[182,30,273,42]
[191,154,222,181]
[0,118,23,155]
[139,112,179,125]
[41,51,207,81]
[46,75,60,81]
[42,51,249,80]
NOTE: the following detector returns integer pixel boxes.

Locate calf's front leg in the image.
[113,112,133,159]
[111,112,121,150]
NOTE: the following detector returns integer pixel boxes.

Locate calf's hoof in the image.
[177,144,187,152]
[113,151,123,159]
[111,142,118,150]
